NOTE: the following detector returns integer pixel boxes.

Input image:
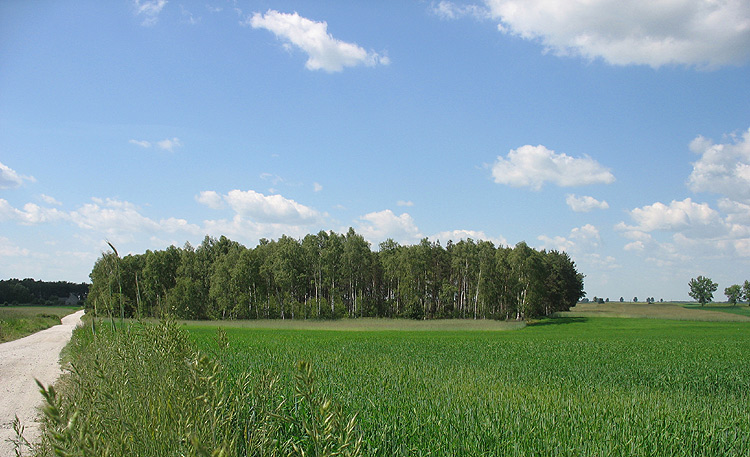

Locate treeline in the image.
[88,229,584,321]
[0,278,89,306]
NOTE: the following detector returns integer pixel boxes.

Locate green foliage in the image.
[688,276,718,306]
[725,284,743,306]
[87,231,585,321]
[33,320,362,457]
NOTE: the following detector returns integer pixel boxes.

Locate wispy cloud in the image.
[133,0,167,27]
[0,161,35,189]
[129,139,152,148]
[246,10,390,72]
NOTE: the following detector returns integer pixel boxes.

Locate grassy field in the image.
[35,305,750,456]
[559,300,750,321]
[186,318,750,456]
[0,306,79,343]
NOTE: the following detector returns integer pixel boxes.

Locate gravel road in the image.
[0,310,84,456]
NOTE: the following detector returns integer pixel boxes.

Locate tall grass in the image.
[0,306,78,342]
[33,320,362,457]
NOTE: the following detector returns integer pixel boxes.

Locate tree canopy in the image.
[688,276,718,306]
[87,230,585,321]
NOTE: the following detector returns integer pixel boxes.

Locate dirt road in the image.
[0,310,84,456]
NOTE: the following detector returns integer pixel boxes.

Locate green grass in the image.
[683,303,750,318]
[183,317,526,332]
[559,301,750,321]
[0,306,79,343]
[187,317,750,456]
[36,313,750,456]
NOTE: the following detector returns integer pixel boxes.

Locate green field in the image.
[0,306,79,343]
[35,304,750,456]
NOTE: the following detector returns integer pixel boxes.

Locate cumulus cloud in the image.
[200,189,322,225]
[688,127,750,203]
[538,224,617,269]
[430,229,507,247]
[618,198,722,234]
[484,0,750,68]
[491,145,615,190]
[0,162,35,189]
[133,0,167,26]
[247,10,390,72]
[566,194,609,212]
[357,210,422,245]
[71,198,200,243]
[196,190,224,209]
[0,199,68,225]
[313,182,323,192]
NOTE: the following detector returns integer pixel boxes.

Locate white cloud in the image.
[491,144,615,189]
[430,229,507,247]
[196,190,224,209]
[247,10,390,72]
[0,236,30,257]
[688,127,750,203]
[538,224,617,270]
[0,162,35,189]
[40,194,62,206]
[619,198,722,234]
[70,198,200,243]
[484,0,750,68]
[313,182,323,192]
[397,200,414,207]
[133,0,167,26]
[211,189,323,224]
[129,139,152,148]
[156,137,181,152]
[0,199,68,225]
[357,210,422,245]
[566,194,609,212]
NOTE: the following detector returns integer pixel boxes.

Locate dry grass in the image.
[558,301,750,322]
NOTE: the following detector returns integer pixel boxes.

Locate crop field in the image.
[0,306,78,343]
[187,317,750,456]
[37,309,750,456]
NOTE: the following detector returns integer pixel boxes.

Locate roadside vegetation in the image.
[33,306,750,456]
[0,306,79,343]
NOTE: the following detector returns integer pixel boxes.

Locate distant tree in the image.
[725,284,742,306]
[633,297,638,302]
[605,298,609,303]
[619,297,624,302]
[743,280,750,305]
[688,276,718,306]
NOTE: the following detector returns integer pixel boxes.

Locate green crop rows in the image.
[34,317,750,456]
[187,318,750,456]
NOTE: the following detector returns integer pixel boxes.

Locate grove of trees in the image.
[87,229,585,321]
[0,278,88,306]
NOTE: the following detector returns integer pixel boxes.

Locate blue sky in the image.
[1,0,750,301]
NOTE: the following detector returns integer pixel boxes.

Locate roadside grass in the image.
[0,306,80,343]
[557,300,750,321]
